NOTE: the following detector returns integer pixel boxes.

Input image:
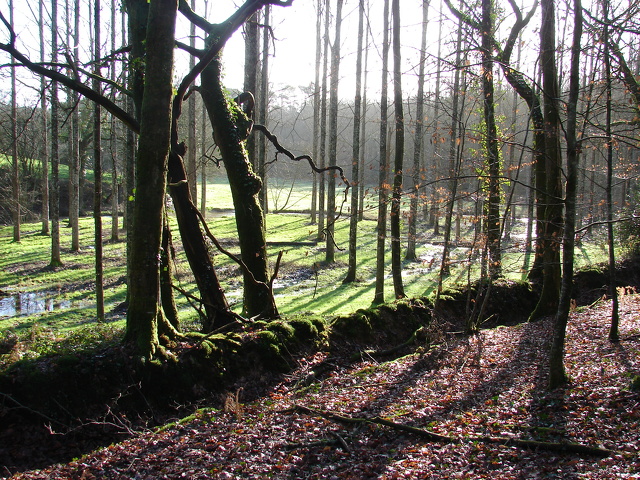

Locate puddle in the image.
[0,292,72,318]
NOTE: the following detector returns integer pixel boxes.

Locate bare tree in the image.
[50,0,62,267]
[406,0,430,261]
[390,0,405,298]
[549,0,582,389]
[344,0,364,283]
[39,0,49,235]
[9,0,19,242]
[325,0,343,264]
[93,0,105,321]
[373,0,390,305]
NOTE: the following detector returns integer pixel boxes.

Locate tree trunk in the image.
[50,0,62,268]
[125,0,178,357]
[110,0,120,242]
[187,0,198,201]
[373,0,390,305]
[390,0,405,299]
[406,0,429,262]
[93,0,105,322]
[257,6,270,215]
[68,0,80,252]
[10,0,19,243]
[39,0,50,235]
[200,53,278,319]
[481,0,502,279]
[549,0,581,389]
[325,0,343,264]
[310,1,322,225]
[529,0,563,320]
[344,0,364,283]
[603,0,619,342]
[317,0,330,242]
[244,10,259,171]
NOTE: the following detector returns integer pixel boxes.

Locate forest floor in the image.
[6,293,640,479]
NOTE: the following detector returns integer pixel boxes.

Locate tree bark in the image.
[529,0,563,320]
[200,53,278,319]
[39,0,49,235]
[344,0,364,283]
[10,0,19,243]
[549,0,581,390]
[93,0,105,322]
[481,0,502,279]
[406,0,429,261]
[317,0,330,242]
[50,0,62,268]
[373,0,390,305]
[125,0,178,357]
[257,6,270,214]
[325,0,343,264]
[390,0,405,299]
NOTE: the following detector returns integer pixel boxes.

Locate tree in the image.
[50,0,62,267]
[406,0,429,262]
[325,0,344,264]
[9,0,19,243]
[257,6,270,214]
[344,0,365,283]
[124,0,179,358]
[549,0,582,389]
[93,0,105,322]
[480,0,502,279]
[317,0,330,241]
[373,0,390,305]
[602,0,619,342]
[529,0,563,320]
[187,0,198,202]
[68,0,81,252]
[310,1,322,225]
[38,0,49,235]
[390,0,405,299]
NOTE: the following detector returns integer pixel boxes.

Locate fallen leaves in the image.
[6,296,640,479]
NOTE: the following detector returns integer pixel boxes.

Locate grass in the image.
[0,180,613,362]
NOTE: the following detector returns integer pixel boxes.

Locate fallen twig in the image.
[282,404,617,457]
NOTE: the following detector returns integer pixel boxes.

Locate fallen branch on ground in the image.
[282,404,617,457]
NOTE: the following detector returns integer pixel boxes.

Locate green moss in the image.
[288,318,318,341]
[265,320,296,342]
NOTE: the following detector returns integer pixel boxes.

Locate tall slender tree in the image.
[406,0,430,261]
[344,0,365,283]
[93,0,105,322]
[529,0,563,320]
[187,0,198,201]
[549,0,582,389]
[68,0,80,252]
[50,0,62,267]
[39,0,49,235]
[603,0,619,342]
[10,0,19,243]
[257,5,270,214]
[373,0,390,305]
[325,0,343,264]
[317,0,330,241]
[310,0,323,225]
[390,0,405,298]
[110,0,120,242]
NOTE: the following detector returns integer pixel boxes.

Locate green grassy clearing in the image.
[0,180,611,362]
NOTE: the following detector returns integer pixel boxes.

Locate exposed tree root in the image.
[283,404,616,457]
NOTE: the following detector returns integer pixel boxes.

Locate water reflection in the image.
[0,292,72,317]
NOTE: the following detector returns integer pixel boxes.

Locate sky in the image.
[1,0,546,106]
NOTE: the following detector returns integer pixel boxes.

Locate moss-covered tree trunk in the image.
[200,54,278,319]
[125,0,178,358]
